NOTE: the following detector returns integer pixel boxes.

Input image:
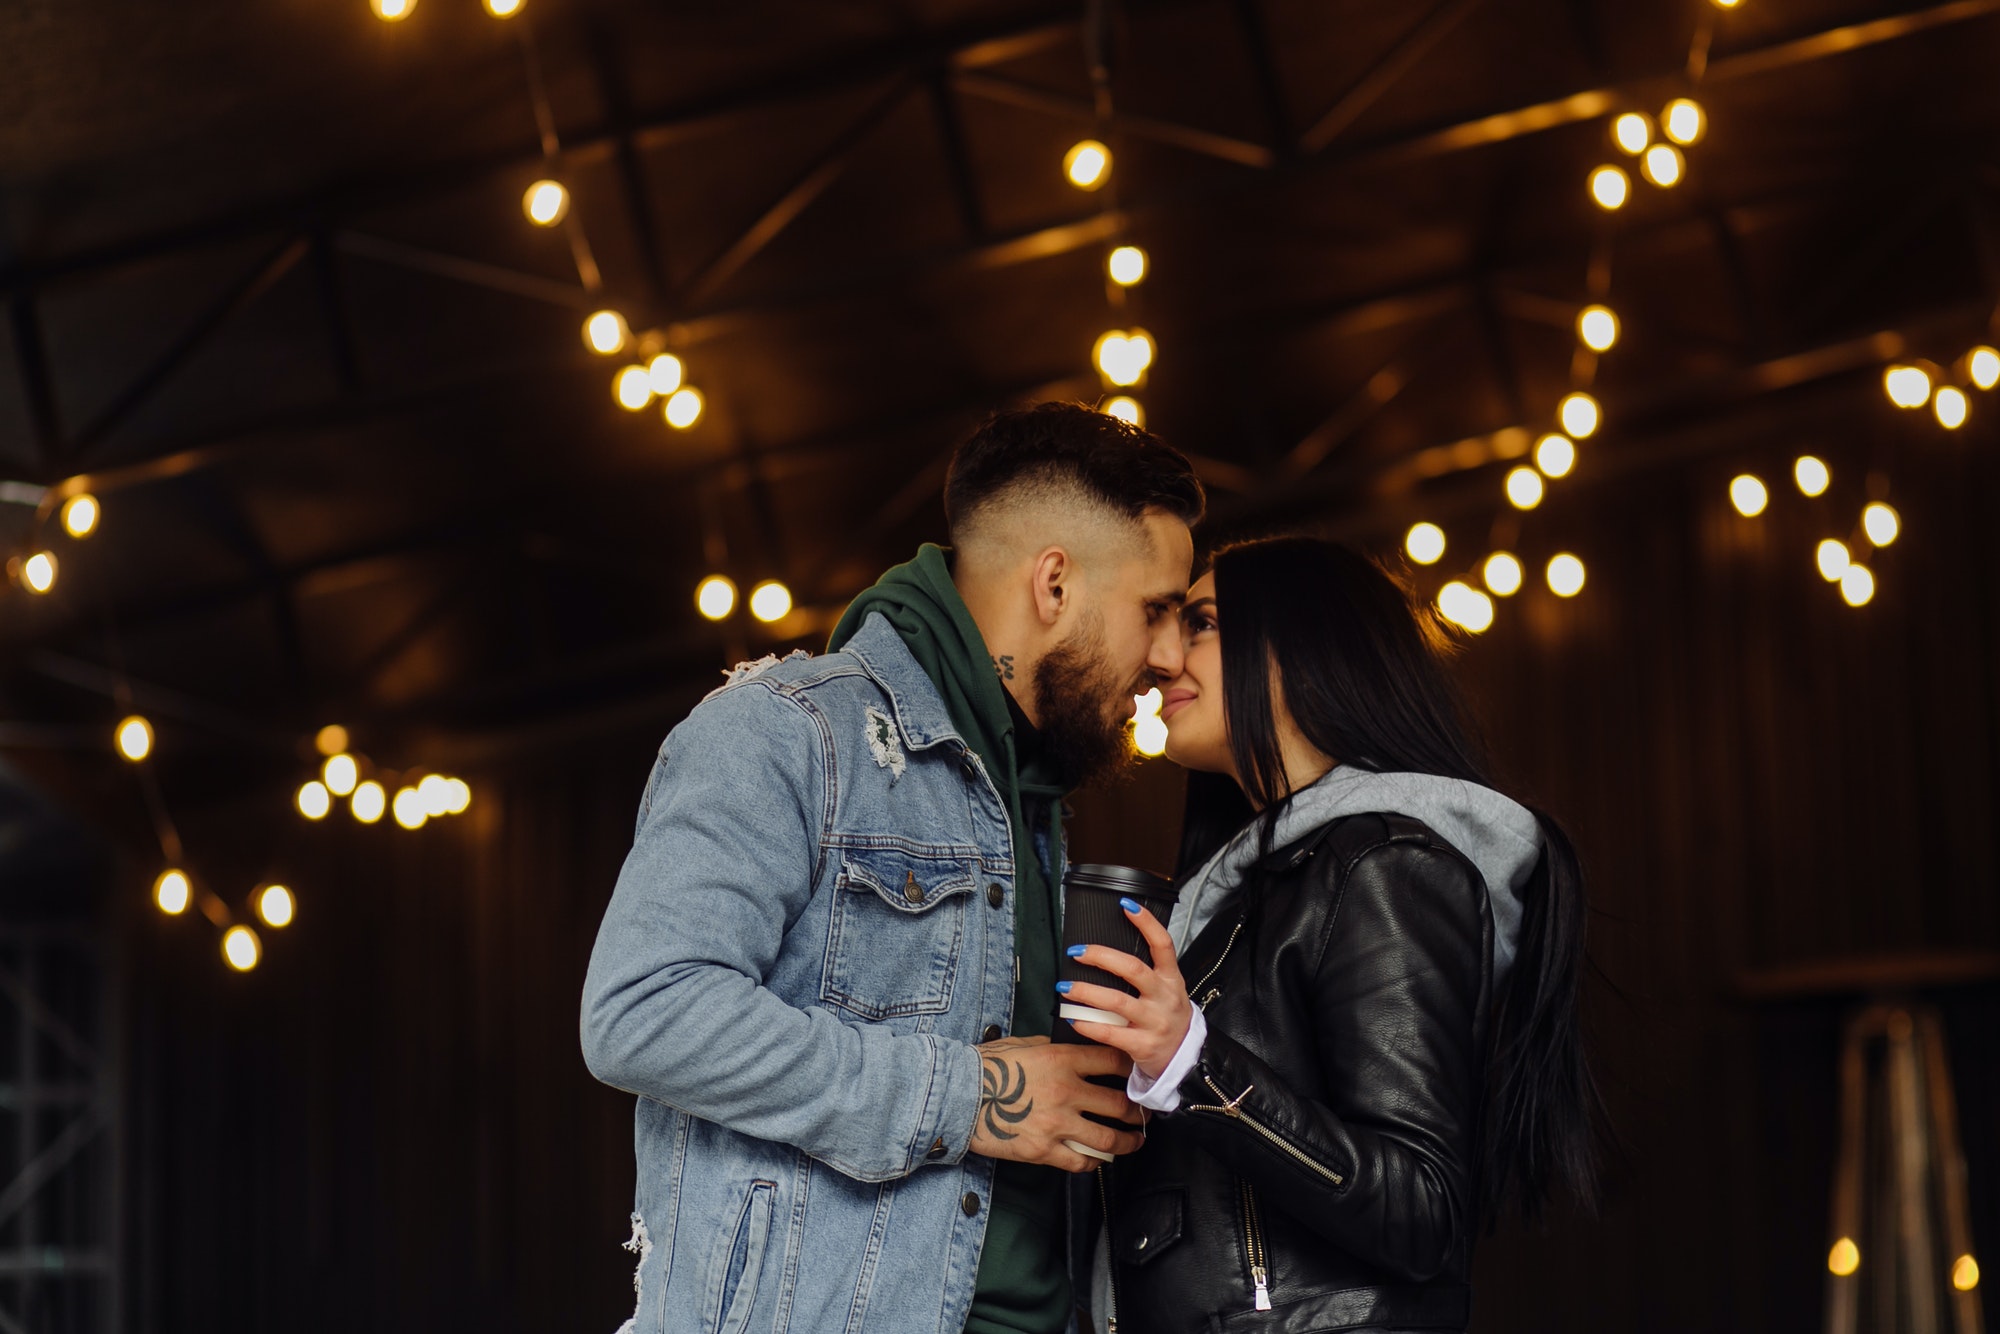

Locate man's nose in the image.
[1147,619,1185,681]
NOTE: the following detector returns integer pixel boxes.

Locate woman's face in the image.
[1159,572,1234,777]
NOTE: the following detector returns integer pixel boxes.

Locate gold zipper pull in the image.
[1199,987,1221,1010]
[1252,1265,1272,1312]
[1221,1083,1254,1118]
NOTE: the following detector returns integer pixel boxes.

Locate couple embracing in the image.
[581,402,1600,1334]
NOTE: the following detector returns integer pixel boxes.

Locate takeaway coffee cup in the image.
[1055,864,1178,1161]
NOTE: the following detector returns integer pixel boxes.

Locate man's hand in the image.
[968,1036,1144,1173]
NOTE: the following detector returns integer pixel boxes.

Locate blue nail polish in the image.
[1120,897,1142,914]
[1066,944,1087,958]
[1055,980,1072,994]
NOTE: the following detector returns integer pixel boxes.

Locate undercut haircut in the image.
[944,402,1205,546]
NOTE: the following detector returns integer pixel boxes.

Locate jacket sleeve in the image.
[579,680,982,1183]
[1171,842,1485,1281]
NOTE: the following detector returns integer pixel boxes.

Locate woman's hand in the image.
[1057,898,1193,1082]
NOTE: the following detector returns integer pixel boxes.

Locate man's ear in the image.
[1029,547,1069,627]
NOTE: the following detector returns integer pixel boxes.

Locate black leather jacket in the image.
[1101,811,1495,1334]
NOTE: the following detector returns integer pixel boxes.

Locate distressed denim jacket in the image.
[582,613,1046,1334]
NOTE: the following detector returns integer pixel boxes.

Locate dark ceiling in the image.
[2,0,1998,806]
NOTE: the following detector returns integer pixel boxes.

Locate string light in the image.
[1729,475,1769,517]
[1611,114,1651,155]
[484,0,523,15]
[1953,1256,1981,1292]
[749,580,793,623]
[297,781,332,820]
[1436,582,1494,632]
[1107,246,1147,286]
[392,787,428,830]
[1933,385,1968,429]
[323,753,359,795]
[116,715,154,762]
[351,780,387,823]
[614,366,653,411]
[315,724,349,756]
[1102,396,1143,427]
[20,551,56,593]
[418,774,452,817]
[1712,0,1743,8]
[695,575,737,620]
[1483,552,1524,596]
[1505,467,1545,510]
[1547,553,1587,597]
[1641,143,1685,188]
[1883,365,1931,408]
[154,869,191,915]
[1535,433,1577,478]
[1840,564,1875,606]
[1816,539,1851,581]
[647,353,684,396]
[1794,456,1830,496]
[1064,140,1111,190]
[222,925,261,972]
[257,885,296,928]
[1093,330,1154,387]
[1577,306,1619,352]
[663,386,704,429]
[1405,522,1446,565]
[1558,392,1601,438]
[1661,99,1707,145]
[1862,502,1900,546]
[1828,1238,1860,1277]
[1968,347,2000,390]
[370,0,416,19]
[1589,166,1630,210]
[443,778,472,814]
[1131,689,1167,757]
[60,494,99,538]
[522,180,568,226]
[583,310,629,356]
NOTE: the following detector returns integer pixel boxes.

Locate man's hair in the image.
[943,402,1205,544]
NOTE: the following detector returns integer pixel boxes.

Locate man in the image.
[581,402,1203,1334]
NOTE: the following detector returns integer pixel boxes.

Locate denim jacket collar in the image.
[839,612,969,755]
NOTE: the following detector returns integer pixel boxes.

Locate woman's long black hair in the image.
[1177,535,1603,1223]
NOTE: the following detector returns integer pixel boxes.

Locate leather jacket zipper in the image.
[1184,917,1244,1003]
[1097,1166,1119,1334]
[1185,1075,1346,1188]
[1239,1178,1273,1312]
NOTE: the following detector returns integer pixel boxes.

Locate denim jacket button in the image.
[961,1192,981,1216]
[981,1024,1002,1043]
[903,872,924,904]
[986,882,1004,908]
[926,1137,947,1161]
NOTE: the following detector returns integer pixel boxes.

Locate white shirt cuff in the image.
[1126,1005,1206,1113]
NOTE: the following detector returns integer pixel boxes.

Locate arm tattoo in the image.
[992,654,1015,681]
[978,1055,1033,1141]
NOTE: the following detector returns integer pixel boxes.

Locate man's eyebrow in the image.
[1146,590,1188,607]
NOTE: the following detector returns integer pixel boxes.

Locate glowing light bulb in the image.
[315,724,349,756]
[1064,140,1111,190]
[371,0,415,19]
[583,310,628,356]
[443,778,472,814]
[1840,563,1875,606]
[749,580,793,623]
[1559,392,1601,438]
[351,780,387,824]
[323,753,359,795]
[392,786,428,830]
[1641,143,1685,188]
[1483,552,1524,597]
[1131,689,1167,757]
[1816,539,1851,581]
[1107,245,1147,286]
[1536,433,1577,478]
[1862,502,1899,546]
[1102,396,1143,427]
[647,353,684,396]
[663,386,704,429]
[1589,166,1630,210]
[522,179,568,226]
[60,493,99,538]
[695,575,737,620]
[1828,1238,1860,1277]
[1729,475,1768,517]
[20,551,56,593]
[418,774,452,817]
[258,885,295,928]
[297,781,332,820]
[154,869,191,915]
[1969,347,2000,390]
[1661,99,1706,145]
[1712,0,1741,8]
[1547,553,1587,597]
[1578,305,1619,352]
[1611,113,1651,155]
[1505,466,1545,510]
[614,366,653,411]
[484,0,523,15]
[1884,364,1931,408]
[1094,330,1153,388]
[1437,582,1495,633]
[116,715,154,762]
[1405,522,1446,566]
[1934,385,1969,429]
[1953,1255,1980,1292]
[222,925,261,972]
[1794,456,1830,496]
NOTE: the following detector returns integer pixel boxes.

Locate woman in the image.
[1058,536,1601,1333]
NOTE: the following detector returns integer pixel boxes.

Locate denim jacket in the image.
[582,613,1045,1334]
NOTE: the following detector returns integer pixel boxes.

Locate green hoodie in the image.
[829,544,1073,1334]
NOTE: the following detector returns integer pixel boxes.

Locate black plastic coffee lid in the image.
[1064,863,1175,900]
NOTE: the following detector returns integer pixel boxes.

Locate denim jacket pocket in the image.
[705,1179,777,1334]
[821,847,977,1020]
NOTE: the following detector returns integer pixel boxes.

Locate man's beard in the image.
[1033,614,1148,790]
